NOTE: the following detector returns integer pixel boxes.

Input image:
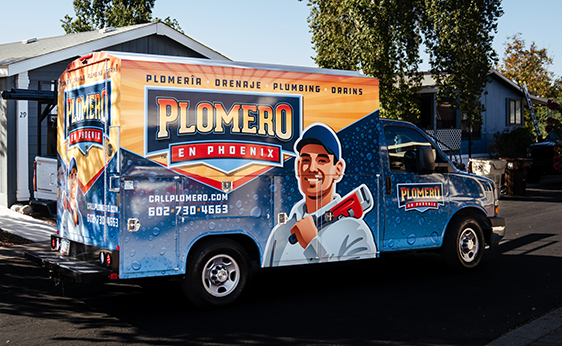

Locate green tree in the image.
[422,0,503,156]
[61,0,183,34]
[308,0,424,123]
[497,33,558,99]
[308,0,502,134]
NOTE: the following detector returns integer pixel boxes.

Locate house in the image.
[0,22,230,208]
[417,70,547,160]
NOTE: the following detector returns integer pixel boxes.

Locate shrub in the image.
[489,127,535,158]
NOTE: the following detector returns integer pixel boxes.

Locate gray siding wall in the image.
[104,35,208,58]
[482,77,523,136]
[462,76,524,156]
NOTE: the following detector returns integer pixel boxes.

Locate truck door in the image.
[60,58,120,248]
[382,125,450,251]
[121,176,180,277]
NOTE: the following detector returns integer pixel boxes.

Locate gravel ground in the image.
[0,229,33,247]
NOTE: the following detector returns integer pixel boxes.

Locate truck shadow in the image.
[1,248,562,346]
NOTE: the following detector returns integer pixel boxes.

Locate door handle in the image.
[386,176,392,195]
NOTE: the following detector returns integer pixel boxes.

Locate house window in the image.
[461,114,482,140]
[436,102,457,129]
[507,99,523,126]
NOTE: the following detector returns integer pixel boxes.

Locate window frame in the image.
[383,124,445,173]
[507,98,523,126]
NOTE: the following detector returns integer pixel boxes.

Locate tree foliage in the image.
[497,33,559,99]
[61,0,183,34]
[422,0,502,132]
[308,0,424,123]
[307,0,503,127]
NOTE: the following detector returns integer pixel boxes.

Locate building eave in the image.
[1,22,229,77]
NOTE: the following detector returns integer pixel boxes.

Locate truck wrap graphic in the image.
[397,183,445,212]
[145,88,301,174]
[64,80,112,156]
[56,51,384,274]
[25,51,505,308]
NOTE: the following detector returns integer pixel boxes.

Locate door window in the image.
[384,125,441,173]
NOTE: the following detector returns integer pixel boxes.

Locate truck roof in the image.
[106,51,373,79]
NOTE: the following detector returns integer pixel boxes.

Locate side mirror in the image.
[417,146,435,173]
[417,146,450,173]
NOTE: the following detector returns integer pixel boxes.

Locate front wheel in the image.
[182,238,251,308]
[441,217,485,270]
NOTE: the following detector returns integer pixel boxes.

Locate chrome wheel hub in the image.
[459,228,479,263]
[202,254,240,297]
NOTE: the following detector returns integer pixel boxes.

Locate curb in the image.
[487,307,562,346]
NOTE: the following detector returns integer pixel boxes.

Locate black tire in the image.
[441,217,485,270]
[182,238,251,308]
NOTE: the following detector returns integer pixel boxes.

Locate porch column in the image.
[16,71,30,201]
[433,93,437,134]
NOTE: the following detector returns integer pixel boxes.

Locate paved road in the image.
[1,178,561,345]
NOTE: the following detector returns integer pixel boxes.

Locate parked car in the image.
[527,133,560,183]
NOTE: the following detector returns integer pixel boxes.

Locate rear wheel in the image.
[442,217,485,270]
[182,238,251,308]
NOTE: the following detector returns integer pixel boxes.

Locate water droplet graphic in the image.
[160,247,166,255]
[431,232,439,244]
[132,261,141,270]
[130,249,136,257]
[250,206,262,217]
[236,200,242,208]
[407,234,416,245]
[419,217,425,225]
[388,239,395,248]
[208,222,216,230]
[396,217,401,224]
[152,227,160,236]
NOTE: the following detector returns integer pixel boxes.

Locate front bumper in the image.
[488,216,506,250]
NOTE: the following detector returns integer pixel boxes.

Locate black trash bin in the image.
[502,158,532,195]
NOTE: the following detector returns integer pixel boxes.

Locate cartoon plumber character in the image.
[263,123,377,267]
[61,157,86,241]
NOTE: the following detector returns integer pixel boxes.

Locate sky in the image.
[1,0,560,76]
